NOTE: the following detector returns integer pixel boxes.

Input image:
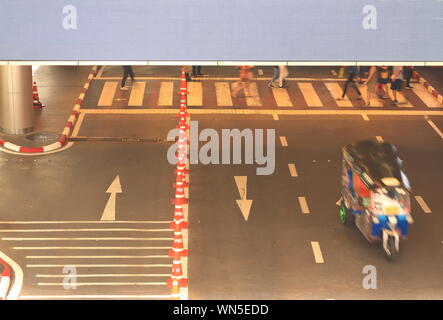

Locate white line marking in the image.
[375,136,384,143]
[20,295,172,299]
[14,246,171,250]
[280,136,288,147]
[362,114,370,121]
[27,264,172,268]
[28,255,170,259]
[37,282,167,286]
[298,197,310,214]
[311,241,324,263]
[272,114,279,120]
[0,250,23,300]
[4,238,172,241]
[415,196,432,213]
[288,164,298,177]
[71,112,86,137]
[0,221,171,224]
[0,228,172,233]
[426,119,443,139]
[36,274,170,277]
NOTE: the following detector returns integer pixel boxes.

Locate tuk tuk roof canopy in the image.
[344,140,409,190]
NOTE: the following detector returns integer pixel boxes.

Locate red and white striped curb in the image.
[0,66,98,153]
[413,71,443,105]
[0,258,11,300]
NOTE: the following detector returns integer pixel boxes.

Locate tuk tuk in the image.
[339,140,413,261]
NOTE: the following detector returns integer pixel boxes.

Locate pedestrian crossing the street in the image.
[0,221,175,299]
[85,78,443,110]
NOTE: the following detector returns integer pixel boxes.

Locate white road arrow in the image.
[100,175,123,221]
[234,176,253,221]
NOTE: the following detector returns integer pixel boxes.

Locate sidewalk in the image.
[0,66,92,148]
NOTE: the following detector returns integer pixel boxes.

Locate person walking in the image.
[377,66,390,99]
[278,65,289,88]
[337,66,362,101]
[403,66,414,89]
[365,66,379,107]
[120,66,135,90]
[390,66,404,105]
[268,66,280,88]
[232,65,253,98]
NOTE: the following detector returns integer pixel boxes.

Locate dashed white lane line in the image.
[288,164,298,177]
[298,197,310,214]
[415,196,432,213]
[37,282,167,286]
[375,136,384,143]
[362,114,370,121]
[280,136,288,147]
[311,241,324,264]
[426,118,443,139]
[272,114,279,120]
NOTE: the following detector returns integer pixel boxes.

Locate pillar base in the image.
[0,126,33,135]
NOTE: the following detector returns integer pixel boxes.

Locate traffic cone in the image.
[167,252,188,289]
[32,81,45,109]
[177,75,189,95]
[169,223,188,257]
[172,187,188,206]
[173,172,188,189]
[170,205,188,229]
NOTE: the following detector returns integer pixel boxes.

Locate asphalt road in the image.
[0,66,442,300]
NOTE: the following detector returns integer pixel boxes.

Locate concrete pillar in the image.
[0,66,33,134]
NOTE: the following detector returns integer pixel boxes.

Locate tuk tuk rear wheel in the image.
[385,236,398,261]
[339,201,354,226]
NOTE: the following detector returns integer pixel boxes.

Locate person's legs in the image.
[121,68,129,88]
[268,68,279,87]
[278,67,288,87]
[404,68,413,88]
[129,67,135,82]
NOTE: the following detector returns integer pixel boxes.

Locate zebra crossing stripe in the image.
[188,82,203,106]
[272,87,293,107]
[128,82,146,106]
[158,82,174,106]
[359,86,383,107]
[324,82,353,107]
[215,82,233,106]
[298,83,323,107]
[412,85,441,108]
[245,83,262,106]
[396,91,413,108]
[98,81,118,106]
